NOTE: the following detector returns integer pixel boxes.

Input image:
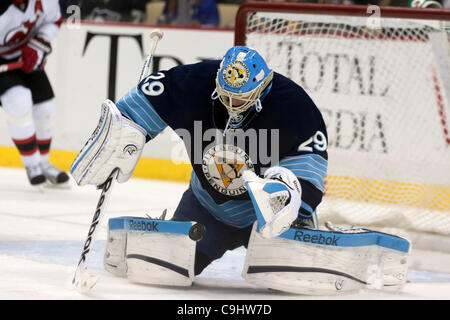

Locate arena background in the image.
[0,22,233,182]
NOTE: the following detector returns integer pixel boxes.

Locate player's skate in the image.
[25,163,46,187]
[41,161,70,188]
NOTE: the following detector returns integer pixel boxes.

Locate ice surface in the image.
[0,167,449,300]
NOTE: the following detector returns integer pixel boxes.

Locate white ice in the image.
[0,166,449,300]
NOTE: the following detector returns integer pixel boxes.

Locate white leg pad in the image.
[104,229,128,277]
[242,223,410,295]
[126,232,196,286]
[103,217,202,287]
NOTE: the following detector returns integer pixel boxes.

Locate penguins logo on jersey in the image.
[223,61,249,88]
[202,144,254,196]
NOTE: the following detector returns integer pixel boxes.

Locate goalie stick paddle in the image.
[0,61,23,73]
[72,29,164,293]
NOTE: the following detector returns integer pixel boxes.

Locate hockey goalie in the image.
[70,45,410,295]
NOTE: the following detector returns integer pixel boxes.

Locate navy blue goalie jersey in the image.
[116,60,328,228]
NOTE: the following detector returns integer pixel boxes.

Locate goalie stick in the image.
[72,29,164,292]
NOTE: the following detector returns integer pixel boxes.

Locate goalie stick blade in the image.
[73,272,100,293]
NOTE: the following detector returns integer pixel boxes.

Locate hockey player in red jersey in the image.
[0,0,69,186]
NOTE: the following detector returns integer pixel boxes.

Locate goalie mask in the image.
[213,46,273,120]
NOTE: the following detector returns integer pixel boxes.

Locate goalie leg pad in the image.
[242,223,410,295]
[70,99,146,186]
[104,216,205,287]
[126,231,196,286]
[104,228,128,277]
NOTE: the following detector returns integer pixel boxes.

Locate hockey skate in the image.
[25,163,46,186]
[41,161,71,188]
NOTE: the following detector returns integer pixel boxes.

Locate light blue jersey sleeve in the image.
[279,153,328,216]
[116,85,168,139]
[279,153,328,194]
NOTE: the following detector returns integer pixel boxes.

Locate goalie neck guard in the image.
[212,46,273,126]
